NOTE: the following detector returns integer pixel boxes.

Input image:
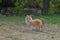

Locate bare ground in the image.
[0,22,60,40]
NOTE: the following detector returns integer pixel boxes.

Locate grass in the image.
[32,15,60,24]
[0,15,60,25]
[13,36,23,40]
[0,15,60,40]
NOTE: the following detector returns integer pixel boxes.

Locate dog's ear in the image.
[25,15,28,16]
[29,15,34,17]
[26,15,31,17]
[26,15,33,17]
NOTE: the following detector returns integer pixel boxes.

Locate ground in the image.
[0,15,60,40]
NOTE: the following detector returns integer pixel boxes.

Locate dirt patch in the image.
[0,22,60,40]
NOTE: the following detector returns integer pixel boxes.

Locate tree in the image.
[42,0,50,15]
[50,0,60,15]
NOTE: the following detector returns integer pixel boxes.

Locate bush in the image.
[14,0,24,16]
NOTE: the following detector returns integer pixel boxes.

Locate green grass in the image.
[0,15,60,25]
[13,36,23,40]
[0,16,25,25]
[32,15,60,24]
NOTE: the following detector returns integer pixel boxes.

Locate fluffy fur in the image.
[25,15,43,32]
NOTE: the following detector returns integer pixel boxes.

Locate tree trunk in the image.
[42,0,49,15]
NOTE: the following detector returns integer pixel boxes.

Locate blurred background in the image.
[0,0,60,40]
[0,0,60,16]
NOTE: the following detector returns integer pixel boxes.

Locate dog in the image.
[25,15,43,32]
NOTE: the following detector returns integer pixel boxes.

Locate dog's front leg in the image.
[39,26,43,32]
[28,26,33,31]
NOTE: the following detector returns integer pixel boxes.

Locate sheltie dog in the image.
[25,15,43,32]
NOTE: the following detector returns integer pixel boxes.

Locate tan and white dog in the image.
[25,15,43,32]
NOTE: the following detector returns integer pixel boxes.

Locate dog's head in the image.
[25,15,32,22]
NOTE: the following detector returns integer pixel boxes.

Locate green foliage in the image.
[13,0,42,16]
[50,0,60,14]
[14,0,24,16]
[49,1,54,14]
[25,0,41,8]
[0,0,2,3]
[1,0,60,15]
